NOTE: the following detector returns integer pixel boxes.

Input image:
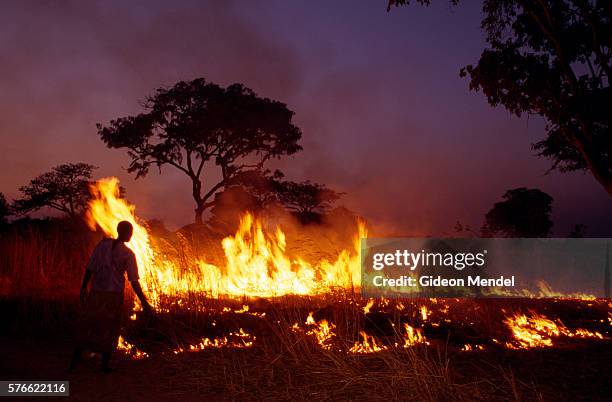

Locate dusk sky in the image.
[1,0,611,235]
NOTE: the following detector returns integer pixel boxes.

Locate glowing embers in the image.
[303,312,336,350]
[363,299,374,314]
[172,328,256,354]
[222,304,266,318]
[420,305,430,321]
[349,331,388,354]
[349,324,428,354]
[504,311,604,349]
[118,329,256,360]
[117,336,149,360]
[402,324,428,347]
[461,344,485,352]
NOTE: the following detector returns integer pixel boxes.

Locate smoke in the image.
[0,0,305,226]
[1,1,611,234]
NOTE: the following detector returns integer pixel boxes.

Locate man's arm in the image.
[80,270,93,304]
[130,280,153,314]
[125,250,153,314]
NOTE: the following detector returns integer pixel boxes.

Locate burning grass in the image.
[86,177,366,305]
[1,177,611,400]
[503,311,604,349]
[102,296,612,400]
[2,292,610,399]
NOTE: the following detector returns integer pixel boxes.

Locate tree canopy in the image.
[273,180,343,216]
[481,187,553,237]
[12,163,97,218]
[229,169,343,218]
[568,223,587,237]
[390,0,612,197]
[97,78,303,224]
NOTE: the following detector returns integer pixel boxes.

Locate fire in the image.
[461,344,484,352]
[86,178,610,358]
[117,335,149,359]
[483,280,596,299]
[402,324,428,347]
[298,314,427,353]
[236,305,249,313]
[350,331,388,354]
[172,329,255,354]
[305,319,336,350]
[87,178,159,305]
[305,312,316,325]
[86,177,366,304]
[504,311,604,349]
[420,305,429,321]
[293,313,337,350]
[363,299,374,314]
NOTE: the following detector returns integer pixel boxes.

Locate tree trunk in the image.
[192,177,205,225]
[524,2,612,197]
[571,130,612,198]
[194,207,204,225]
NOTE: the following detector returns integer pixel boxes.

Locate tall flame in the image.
[86,177,366,305]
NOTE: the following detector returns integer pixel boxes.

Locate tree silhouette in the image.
[97,78,302,225]
[0,193,10,224]
[12,163,97,218]
[227,169,285,208]
[274,180,343,217]
[229,169,343,217]
[568,223,587,238]
[390,1,612,197]
[481,187,553,237]
[453,221,474,236]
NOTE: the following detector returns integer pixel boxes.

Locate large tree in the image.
[390,0,612,197]
[12,163,97,218]
[481,187,553,237]
[97,78,302,224]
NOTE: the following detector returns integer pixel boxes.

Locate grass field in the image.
[1,220,611,401]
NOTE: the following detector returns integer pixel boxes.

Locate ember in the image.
[117,336,149,360]
[172,329,255,354]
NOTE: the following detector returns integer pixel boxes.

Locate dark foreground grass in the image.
[2,295,611,401]
[1,222,611,401]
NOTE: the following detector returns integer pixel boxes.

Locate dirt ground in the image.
[3,335,612,402]
[0,337,231,402]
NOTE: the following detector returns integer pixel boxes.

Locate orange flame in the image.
[86,177,366,305]
[420,305,430,321]
[504,311,603,349]
[402,323,428,347]
[172,329,255,354]
[117,336,149,359]
[349,331,388,354]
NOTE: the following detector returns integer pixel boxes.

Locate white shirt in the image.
[86,238,139,293]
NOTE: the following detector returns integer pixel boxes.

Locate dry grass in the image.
[1,221,610,401]
[0,219,96,298]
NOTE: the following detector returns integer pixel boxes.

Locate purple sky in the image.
[1,0,611,235]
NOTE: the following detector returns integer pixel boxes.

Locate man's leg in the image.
[69,348,82,371]
[101,352,114,373]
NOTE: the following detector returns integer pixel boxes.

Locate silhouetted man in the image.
[70,220,152,372]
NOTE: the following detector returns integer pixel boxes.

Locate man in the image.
[70,220,153,373]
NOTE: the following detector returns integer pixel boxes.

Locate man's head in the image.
[116,221,133,242]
